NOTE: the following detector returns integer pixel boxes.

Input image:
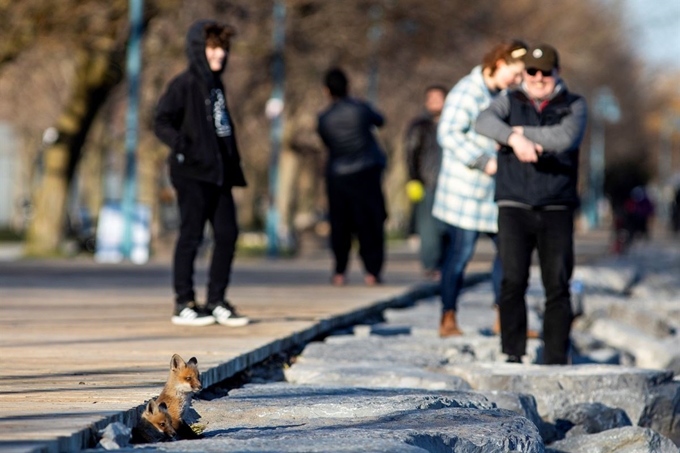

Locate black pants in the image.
[172,175,238,307]
[327,167,386,278]
[498,207,574,365]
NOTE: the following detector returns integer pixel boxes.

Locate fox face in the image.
[143,399,176,440]
[131,399,176,444]
[169,354,202,394]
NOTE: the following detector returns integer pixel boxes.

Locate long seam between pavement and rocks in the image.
[55,272,488,452]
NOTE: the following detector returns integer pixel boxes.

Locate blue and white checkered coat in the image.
[433,66,499,233]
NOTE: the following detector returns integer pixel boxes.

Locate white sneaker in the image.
[210,301,250,327]
[172,303,215,326]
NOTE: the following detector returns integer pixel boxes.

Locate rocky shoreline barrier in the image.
[97,243,680,452]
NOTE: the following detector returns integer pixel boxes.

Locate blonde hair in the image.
[482,40,528,76]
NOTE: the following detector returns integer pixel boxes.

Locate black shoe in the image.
[506,355,522,364]
[172,302,215,326]
[208,300,250,327]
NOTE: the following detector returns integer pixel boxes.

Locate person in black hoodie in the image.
[317,68,387,286]
[154,20,249,327]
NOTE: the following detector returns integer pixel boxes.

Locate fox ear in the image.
[188,357,198,366]
[158,402,169,413]
[170,354,186,370]
[146,399,158,414]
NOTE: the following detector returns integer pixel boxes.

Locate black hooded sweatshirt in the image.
[154,20,247,188]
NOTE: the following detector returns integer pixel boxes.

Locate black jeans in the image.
[172,175,238,307]
[498,207,574,364]
[327,166,386,278]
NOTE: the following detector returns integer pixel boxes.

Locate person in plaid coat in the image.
[433,40,527,337]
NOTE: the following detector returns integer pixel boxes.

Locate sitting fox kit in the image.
[130,399,176,444]
[155,354,204,440]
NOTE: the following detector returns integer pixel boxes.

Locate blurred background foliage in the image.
[0,0,678,255]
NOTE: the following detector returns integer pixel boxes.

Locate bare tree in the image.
[0,0,674,256]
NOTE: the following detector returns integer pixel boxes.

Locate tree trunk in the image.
[25,46,124,255]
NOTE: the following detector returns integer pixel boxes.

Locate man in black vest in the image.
[475,44,587,364]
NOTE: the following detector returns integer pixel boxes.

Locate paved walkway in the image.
[0,232,611,452]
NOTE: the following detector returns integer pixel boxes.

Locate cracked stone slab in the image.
[152,384,544,453]
[284,361,472,390]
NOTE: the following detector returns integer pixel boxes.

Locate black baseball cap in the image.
[523,44,559,72]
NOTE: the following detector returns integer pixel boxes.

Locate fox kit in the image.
[156,354,204,440]
[130,399,176,444]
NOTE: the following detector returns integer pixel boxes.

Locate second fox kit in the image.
[130,399,176,444]
[156,354,204,440]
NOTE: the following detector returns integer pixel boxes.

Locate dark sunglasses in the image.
[526,68,553,77]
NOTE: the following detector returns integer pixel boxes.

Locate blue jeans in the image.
[440,224,501,313]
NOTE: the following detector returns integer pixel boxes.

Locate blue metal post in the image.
[586,116,605,228]
[586,87,620,229]
[122,0,143,259]
[266,1,286,257]
[367,5,383,105]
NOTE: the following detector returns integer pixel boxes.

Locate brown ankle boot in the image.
[439,310,463,337]
[493,307,501,335]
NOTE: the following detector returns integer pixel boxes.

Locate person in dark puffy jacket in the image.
[154,20,249,327]
[317,68,387,286]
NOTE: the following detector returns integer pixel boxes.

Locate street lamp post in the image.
[265,0,286,257]
[121,0,143,260]
[367,5,383,105]
[657,115,680,225]
[585,87,620,229]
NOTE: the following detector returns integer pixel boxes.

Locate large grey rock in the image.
[301,336,449,368]
[284,361,471,390]
[553,402,631,438]
[546,426,677,453]
[481,390,542,428]
[444,363,672,422]
[480,390,556,441]
[588,318,680,369]
[146,435,432,452]
[304,333,540,368]
[606,304,676,339]
[179,384,545,453]
[96,422,131,450]
[638,381,680,446]
[573,264,640,295]
[197,383,495,419]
